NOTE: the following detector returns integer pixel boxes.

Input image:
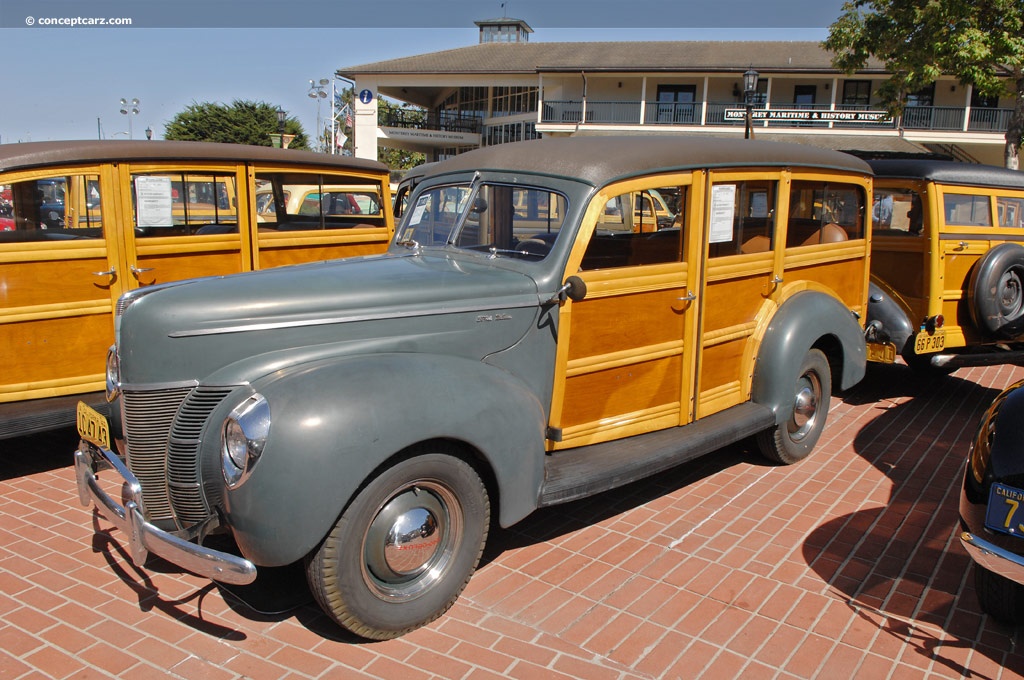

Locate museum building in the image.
[337,17,1017,166]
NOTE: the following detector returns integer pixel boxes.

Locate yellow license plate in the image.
[914,330,946,354]
[77,401,110,449]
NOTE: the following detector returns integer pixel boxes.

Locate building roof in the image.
[339,41,886,77]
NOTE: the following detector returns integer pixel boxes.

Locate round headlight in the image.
[105,346,120,401]
[221,394,271,488]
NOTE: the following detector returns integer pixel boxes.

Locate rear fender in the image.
[752,290,866,422]
[220,353,547,566]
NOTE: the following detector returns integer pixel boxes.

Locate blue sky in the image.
[0,0,849,144]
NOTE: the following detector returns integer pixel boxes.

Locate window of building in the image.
[842,81,872,106]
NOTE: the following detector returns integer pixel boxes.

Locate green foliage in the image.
[824,0,1024,166]
[377,99,427,171]
[164,100,310,150]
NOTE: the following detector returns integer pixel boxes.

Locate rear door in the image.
[114,161,252,286]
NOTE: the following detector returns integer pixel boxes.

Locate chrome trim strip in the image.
[167,298,540,338]
[961,531,1024,586]
[74,442,257,585]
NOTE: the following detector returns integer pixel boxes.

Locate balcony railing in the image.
[540,100,1013,134]
[381,110,483,134]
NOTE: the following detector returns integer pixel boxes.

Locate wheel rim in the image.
[361,480,463,602]
[788,370,822,443]
[997,268,1024,319]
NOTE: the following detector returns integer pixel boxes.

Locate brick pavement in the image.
[3,362,1024,679]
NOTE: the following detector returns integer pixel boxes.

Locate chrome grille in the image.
[167,387,236,524]
[122,386,194,522]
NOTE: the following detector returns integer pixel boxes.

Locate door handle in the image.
[92,268,116,278]
[677,292,696,304]
[130,265,155,275]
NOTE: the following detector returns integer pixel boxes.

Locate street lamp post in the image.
[119,98,140,140]
[743,69,759,140]
[308,78,329,151]
[273,107,287,148]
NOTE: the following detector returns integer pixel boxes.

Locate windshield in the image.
[397,182,568,260]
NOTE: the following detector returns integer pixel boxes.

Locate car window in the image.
[254,173,386,231]
[0,175,103,241]
[944,193,993,226]
[873,188,924,235]
[581,184,686,269]
[786,180,864,247]
[997,196,1024,228]
[400,183,567,259]
[131,172,237,236]
[707,180,778,257]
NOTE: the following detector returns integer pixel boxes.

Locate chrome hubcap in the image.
[362,481,462,602]
[789,371,821,442]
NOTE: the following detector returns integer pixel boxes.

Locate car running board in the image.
[539,401,776,506]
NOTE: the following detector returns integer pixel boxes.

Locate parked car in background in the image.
[864,159,1024,372]
[75,136,873,640]
[960,379,1024,623]
[0,140,394,439]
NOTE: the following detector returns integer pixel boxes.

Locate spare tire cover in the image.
[968,243,1024,340]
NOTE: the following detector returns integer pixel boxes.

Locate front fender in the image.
[220,353,547,566]
[752,290,866,422]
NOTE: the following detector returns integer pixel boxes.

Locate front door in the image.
[549,174,699,449]
[0,164,126,403]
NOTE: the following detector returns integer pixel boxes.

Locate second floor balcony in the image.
[540,100,1014,134]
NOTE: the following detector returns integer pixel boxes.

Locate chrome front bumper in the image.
[74,441,257,585]
[961,531,1024,585]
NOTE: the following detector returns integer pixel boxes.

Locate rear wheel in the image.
[757,348,831,465]
[974,564,1024,625]
[306,450,490,640]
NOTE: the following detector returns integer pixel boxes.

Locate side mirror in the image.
[547,275,587,304]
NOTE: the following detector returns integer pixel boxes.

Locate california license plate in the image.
[914,330,945,354]
[77,401,110,450]
[985,483,1024,536]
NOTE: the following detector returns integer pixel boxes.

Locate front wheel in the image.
[306,450,490,640]
[757,348,831,465]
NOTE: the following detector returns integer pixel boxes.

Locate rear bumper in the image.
[73,440,257,585]
[960,531,1024,585]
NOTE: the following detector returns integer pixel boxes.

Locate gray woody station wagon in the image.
[76,136,873,639]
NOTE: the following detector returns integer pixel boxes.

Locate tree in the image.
[824,0,1024,169]
[164,100,310,150]
[377,99,427,171]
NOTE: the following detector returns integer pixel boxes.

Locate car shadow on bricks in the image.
[802,361,1024,673]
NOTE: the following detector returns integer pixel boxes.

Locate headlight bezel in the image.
[221,393,271,488]
[105,345,120,402]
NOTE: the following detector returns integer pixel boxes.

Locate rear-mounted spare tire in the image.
[968,243,1024,340]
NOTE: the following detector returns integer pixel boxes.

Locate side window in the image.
[451,184,567,259]
[708,180,777,257]
[1,175,103,242]
[944,193,992,227]
[255,172,385,231]
[787,180,864,247]
[997,196,1024,228]
[132,172,238,236]
[873,188,924,235]
[581,184,686,269]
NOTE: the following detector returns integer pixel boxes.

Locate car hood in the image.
[117,251,543,385]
